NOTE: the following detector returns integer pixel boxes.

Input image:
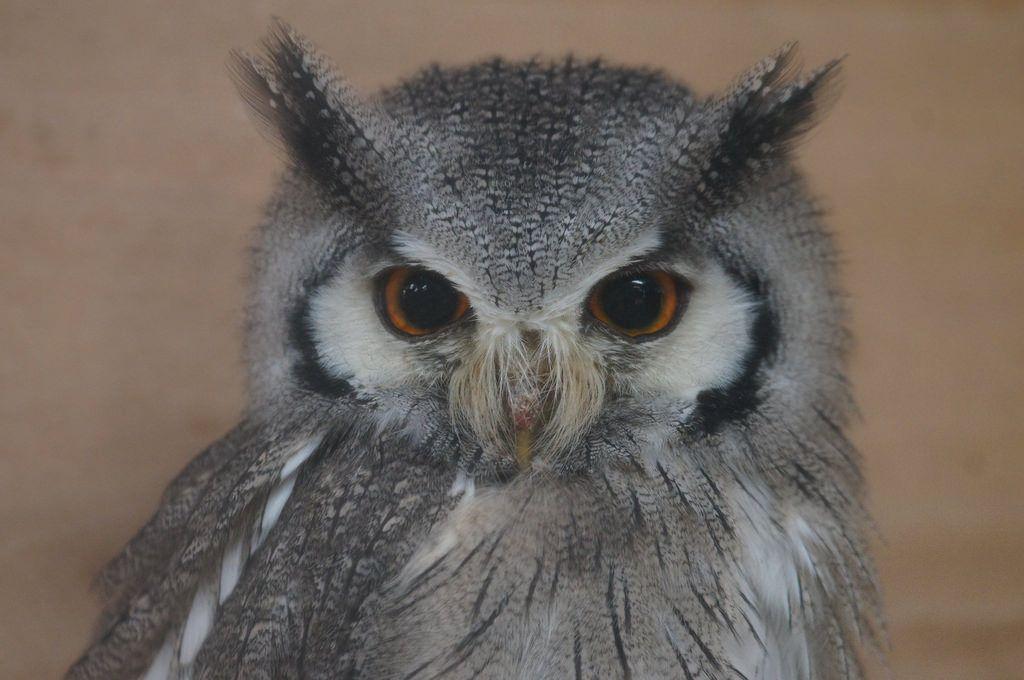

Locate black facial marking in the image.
[289,295,353,399]
[690,273,779,435]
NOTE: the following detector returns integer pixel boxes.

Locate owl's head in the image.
[235,23,847,481]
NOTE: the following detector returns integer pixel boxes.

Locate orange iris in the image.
[380,266,470,336]
[587,270,684,338]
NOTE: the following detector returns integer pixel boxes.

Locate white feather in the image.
[279,437,321,479]
[254,473,297,551]
[139,630,175,680]
[449,470,468,497]
[179,578,217,665]
[725,481,832,680]
[218,535,246,605]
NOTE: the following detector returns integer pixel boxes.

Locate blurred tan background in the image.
[2,1,1022,678]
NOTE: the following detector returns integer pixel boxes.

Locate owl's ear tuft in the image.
[229,20,383,207]
[698,45,843,207]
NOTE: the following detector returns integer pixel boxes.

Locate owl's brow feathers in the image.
[231,22,840,222]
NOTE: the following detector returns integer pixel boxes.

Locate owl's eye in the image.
[587,270,687,338]
[378,266,470,337]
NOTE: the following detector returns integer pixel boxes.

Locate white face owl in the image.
[232,24,847,485]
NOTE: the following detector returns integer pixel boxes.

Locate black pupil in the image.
[399,270,460,330]
[600,274,665,330]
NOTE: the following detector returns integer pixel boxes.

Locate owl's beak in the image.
[512,393,537,470]
[514,426,534,470]
[450,325,603,471]
[510,332,541,470]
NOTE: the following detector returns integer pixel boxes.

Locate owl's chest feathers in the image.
[361,475,824,679]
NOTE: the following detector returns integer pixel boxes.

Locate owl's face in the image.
[237,27,845,481]
[307,217,753,477]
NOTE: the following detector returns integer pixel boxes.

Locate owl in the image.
[68,21,881,680]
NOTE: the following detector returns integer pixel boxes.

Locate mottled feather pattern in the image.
[229,20,387,212]
[69,21,881,680]
[70,420,329,679]
[94,422,252,624]
[194,428,459,678]
[694,45,843,214]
